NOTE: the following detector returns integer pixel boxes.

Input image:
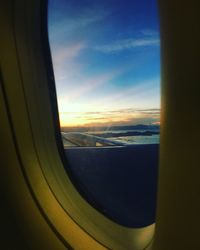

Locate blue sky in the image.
[48,0,160,127]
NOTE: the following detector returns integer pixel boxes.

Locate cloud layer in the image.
[60,107,160,127]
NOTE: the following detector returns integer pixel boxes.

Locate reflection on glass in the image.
[48,0,160,228]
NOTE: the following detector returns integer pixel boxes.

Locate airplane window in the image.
[48,0,160,228]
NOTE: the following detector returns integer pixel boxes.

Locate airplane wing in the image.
[61,132,128,147]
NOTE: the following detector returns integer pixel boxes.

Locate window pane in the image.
[48,0,160,227]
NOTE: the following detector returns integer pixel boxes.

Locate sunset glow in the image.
[48,0,160,128]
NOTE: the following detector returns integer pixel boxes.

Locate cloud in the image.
[90,77,160,109]
[93,29,160,53]
[94,37,160,53]
[50,42,86,87]
[49,7,108,38]
[57,69,120,108]
[64,11,107,31]
[137,108,160,115]
[60,107,160,125]
[60,107,160,116]
[141,29,159,37]
[51,42,86,65]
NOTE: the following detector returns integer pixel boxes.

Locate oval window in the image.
[48,0,160,228]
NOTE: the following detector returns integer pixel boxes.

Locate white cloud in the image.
[51,42,86,65]
[57,68,122,111]
[64,11,107,31]
[50,42,86,86]
[49,8,108,38]
[141,29,159,37]
[91,77,160,109]
[94,37,160,53]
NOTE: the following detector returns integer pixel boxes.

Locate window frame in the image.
[0,0,156,249]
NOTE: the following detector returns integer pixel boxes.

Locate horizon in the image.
[48,0,160,127]
[61,123,160,130]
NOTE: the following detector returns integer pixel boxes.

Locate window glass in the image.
[48,0,160,227]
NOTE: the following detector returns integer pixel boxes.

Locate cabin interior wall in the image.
[153,1,200,249]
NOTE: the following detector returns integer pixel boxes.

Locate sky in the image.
[48,0,160,127]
